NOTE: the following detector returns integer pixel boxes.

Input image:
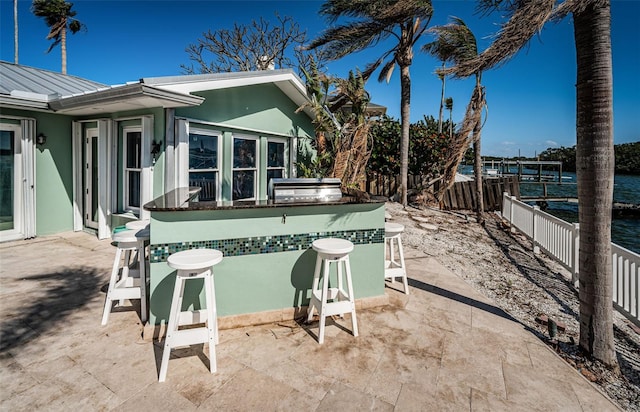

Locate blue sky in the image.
[1,0,638,158]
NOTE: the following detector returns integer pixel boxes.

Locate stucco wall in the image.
[2,108,75,236]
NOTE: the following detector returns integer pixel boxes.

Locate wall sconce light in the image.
[151,140,163,164]
[36,133,47,146]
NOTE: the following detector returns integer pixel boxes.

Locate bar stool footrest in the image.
[167,327,210,347]
[178,309,209,326]
[385,267,407,277]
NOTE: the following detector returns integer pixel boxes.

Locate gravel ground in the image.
[385,201,640,411]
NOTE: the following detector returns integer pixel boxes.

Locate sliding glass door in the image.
[0,125,22,239]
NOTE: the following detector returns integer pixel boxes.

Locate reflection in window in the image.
[233,171,255,200]
[233,137,257,200]
[124,130,141,209]
[189,133,218,201]
[266,140,286,186]
[0,130,15,230]
[233,139,256,168]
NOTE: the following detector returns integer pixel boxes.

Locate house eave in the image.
[49,83,204,115]
[0,95,51,112]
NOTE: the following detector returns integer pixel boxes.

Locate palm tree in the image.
[430,17,486,224]
[298,56,336,159]
[445,97,453,138]
[445,0,617,369]
[31,0,85,74]
[297,63,373,189]
[307,0,434,207]
[422,35,456,133]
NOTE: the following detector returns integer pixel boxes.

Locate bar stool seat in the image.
[125,219,150,230]
[102,228,150,325]
[306,238,358,344]
[384,222,409,294]
[159,248,223,382]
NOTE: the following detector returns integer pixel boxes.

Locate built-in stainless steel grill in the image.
[268,178,342,204]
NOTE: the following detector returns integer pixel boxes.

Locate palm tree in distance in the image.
[422,34,456,133]
[429,17,486,224]
[32,0,85,74]
[445,97,453,138]
[307,0,434,207]
[444,0,617,369]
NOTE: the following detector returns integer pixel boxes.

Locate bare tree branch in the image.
[181,14,313,74]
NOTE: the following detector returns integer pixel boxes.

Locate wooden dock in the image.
[482,160,565,183]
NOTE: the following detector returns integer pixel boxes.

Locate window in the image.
[189,131,219,201]
[266,139,286,184]
[124,128,141,210]
[232,136,257,200]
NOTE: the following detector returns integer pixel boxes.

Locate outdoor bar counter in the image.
[143,188,386,337]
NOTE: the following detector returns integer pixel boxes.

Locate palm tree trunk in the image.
[13,0,18,64]
[472,76,484,225]
[316,131,327,157]
[400,64,411,207]
[473,131,484,225]
[574,0,617,369]
[438,67,445,133]
[61,26,67,74]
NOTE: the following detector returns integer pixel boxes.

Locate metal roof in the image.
[0,61,106,98]
[0,62,310,117]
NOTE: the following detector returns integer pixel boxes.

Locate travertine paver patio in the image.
[0,231,620,410]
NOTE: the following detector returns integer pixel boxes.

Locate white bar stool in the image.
[125,219,150,265]
[384,222,409,294]
[101,228,150,325]
[125,219,150,230]
[159,248,223,382]
[306,238,358,344]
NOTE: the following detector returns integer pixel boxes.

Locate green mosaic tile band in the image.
[149,228,384,263]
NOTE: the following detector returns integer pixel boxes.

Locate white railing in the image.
[612,243,639,325]
[502,192,640,327]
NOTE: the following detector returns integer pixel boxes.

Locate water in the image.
[518,172,639,254]
[459,165,639,253]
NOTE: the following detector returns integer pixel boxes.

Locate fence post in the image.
[502,191,508,221]
[572,223,580,287]
[532,206,540,254]
[509,194,516,233]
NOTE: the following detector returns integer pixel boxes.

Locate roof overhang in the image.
[142,70,313,118]
[48,83,204,115]
[0,95,50,112]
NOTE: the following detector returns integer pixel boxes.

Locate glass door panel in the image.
[0,130,15,231]
[84,130,99,229]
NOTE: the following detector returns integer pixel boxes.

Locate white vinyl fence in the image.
[502,192,639,327]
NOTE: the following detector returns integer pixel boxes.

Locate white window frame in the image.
[0,124,23,241]
[266,137,288,183]
[188,128,221,201]
[123,127,142,212]
[232,134,259,201]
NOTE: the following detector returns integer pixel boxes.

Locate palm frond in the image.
[443,0,555,78]
[308,20,391,60]
[377,59,396,83]
[428,16,478,67]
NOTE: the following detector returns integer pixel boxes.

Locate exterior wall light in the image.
[151,140,163,164]
[36,133,47,146]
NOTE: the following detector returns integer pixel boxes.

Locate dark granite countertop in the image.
[143,187,383,212]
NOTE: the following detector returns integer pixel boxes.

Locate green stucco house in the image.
[0,61,315,242]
